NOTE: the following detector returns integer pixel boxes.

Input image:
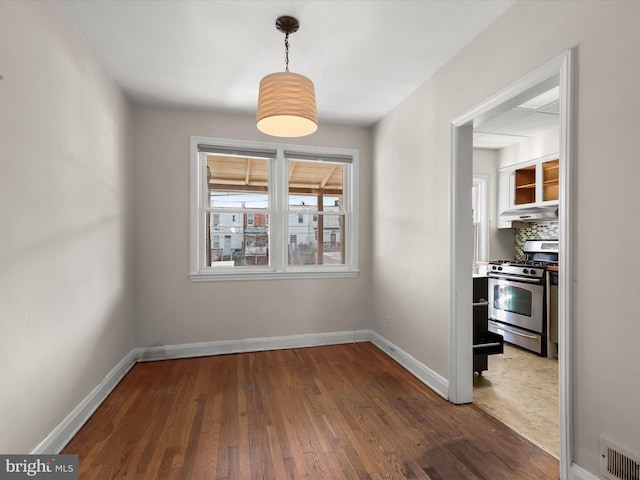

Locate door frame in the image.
[448,49,574,479]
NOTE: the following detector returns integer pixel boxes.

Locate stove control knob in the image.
[530,269,536,275]
[497,266,503,271]
[523,268,529,274]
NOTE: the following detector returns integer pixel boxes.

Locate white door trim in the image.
[448,48,574,479]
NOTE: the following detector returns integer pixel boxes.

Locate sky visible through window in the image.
[210,193,341,209]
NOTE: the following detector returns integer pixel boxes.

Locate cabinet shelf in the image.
[514,164,537,205]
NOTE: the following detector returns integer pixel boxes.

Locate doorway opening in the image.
[448,49,574,479]
[473,80,561,458]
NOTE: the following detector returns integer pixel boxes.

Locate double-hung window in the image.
[472,175,489,263]
[190,137,359,281]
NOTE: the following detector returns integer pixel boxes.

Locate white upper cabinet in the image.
[497,154,559,228]
[512,156,559,208]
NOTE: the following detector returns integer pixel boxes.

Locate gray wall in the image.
[0,1,134,453]
[372,0,640,474]
[132,107,372,348]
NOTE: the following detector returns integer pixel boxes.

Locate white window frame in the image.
[189,136,359,281]
[472,174,490,263]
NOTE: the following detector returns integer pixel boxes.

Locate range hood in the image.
[499,206,558,223]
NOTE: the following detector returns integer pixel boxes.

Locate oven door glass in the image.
[489,278,544,333]
[494,284,532,317]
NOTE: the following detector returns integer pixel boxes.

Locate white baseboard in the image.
[570,463,600,480]
[31,350,137,454]
[34,330,597,480]
[32,330,370,453]
[134,330,371,362]
[369,331,449,399]
[34,329,451,454]
[133,328,448,409]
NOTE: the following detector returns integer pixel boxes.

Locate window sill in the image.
[189,269,360,282]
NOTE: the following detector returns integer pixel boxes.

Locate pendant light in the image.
[256,16,318,137]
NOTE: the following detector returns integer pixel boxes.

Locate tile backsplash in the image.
[514,222,559,259]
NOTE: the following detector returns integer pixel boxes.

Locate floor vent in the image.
[601,436,640,480]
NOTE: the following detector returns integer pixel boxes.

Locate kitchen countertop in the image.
[473,263,489,278]
[473,273,489,278]
[547,265,559,272]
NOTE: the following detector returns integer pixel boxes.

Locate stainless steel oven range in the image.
[487,240,558,356]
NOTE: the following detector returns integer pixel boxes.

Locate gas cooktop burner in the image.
[491,259,547,267]
[488,239,558,281]
[488,259,548,281]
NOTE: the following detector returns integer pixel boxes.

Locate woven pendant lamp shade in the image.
[257,72,318,137]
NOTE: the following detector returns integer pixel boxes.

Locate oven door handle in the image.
[488,274,542,284]
[489,321,539,340]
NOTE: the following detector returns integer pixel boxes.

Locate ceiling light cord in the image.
[284,32,290,72]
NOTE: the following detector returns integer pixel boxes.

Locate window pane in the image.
[207,155,268,209]
[209,191,269,209]
[288,194,318,210]
[288,194,344,211]
[287,214,345,266]
[288,160,343,211]
[206,213,269,267]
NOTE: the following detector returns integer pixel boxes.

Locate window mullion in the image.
[272,149,286,272]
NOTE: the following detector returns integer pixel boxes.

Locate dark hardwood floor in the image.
[62,342,559,479]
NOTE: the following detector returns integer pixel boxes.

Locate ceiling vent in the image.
[601,436,640,480]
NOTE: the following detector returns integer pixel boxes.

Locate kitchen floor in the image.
[473,344,560,458]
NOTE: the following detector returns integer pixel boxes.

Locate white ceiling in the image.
[57,0,516,127]
[473,86,560,149]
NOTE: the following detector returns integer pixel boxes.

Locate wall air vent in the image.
[601,436,640,480]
